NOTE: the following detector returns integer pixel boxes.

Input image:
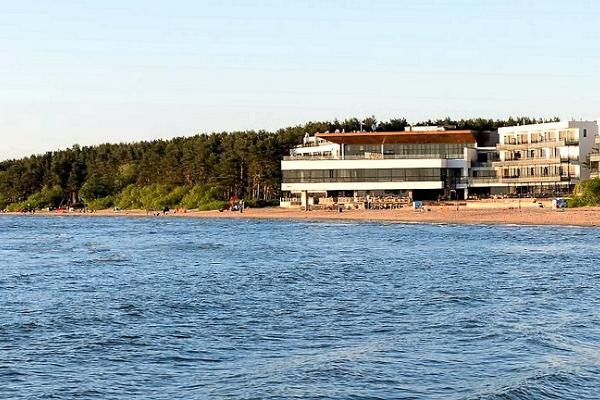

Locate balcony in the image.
[492,157,561,167]
[499,175,565,184]
[472,162,493,168]
[284,153,467,161]
[470,175,573,184]
[497,140,566,150]
[282,175,445,184]
[559,157,579,164]
[283,155,338,160]
[470,177,502,185]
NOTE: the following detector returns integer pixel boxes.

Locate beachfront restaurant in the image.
[280,130,479,208]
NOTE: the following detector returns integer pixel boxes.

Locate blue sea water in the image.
[1,216,600,399]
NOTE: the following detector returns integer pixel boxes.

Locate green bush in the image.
[243,198,280,208]
[569,178,600,207]
[180,185,221,210]
[198,200,228,211]
[86,196,114,210]
[160,185,190,209]
[22,185,64,210]
[137,185,189,210]
[113,184,195,210]
[103,183,269,211]
[566,197,583,208]
[114,184,142,209]
[6,202,27,212]
[79,175,112,205]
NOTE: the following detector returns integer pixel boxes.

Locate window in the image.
[584,129,587,138]
[281,168,445,183]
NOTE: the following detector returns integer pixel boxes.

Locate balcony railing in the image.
[492,157,561,167]
[590,153,600,163]
[469,177,504,184]
[507,175,572,183]
[559,157,579,164]
[497,140,569,150]
[472,162,493,168]
[284,153,466,161]
[469,175,573,184]
[282,175,445,184]
[283,155,338,160]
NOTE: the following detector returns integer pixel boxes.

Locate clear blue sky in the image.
[1,0,599,160]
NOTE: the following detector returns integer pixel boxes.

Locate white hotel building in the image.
[473,120,598,195]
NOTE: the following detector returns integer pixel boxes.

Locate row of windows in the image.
[505,149,553,159]
[344,143,469,159]
[499,166,576,177]
[502,129,581,144]
[282,168,463,183]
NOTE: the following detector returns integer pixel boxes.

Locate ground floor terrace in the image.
[281,165,469,203]
[280,188,470,209]
[281,181,574,209]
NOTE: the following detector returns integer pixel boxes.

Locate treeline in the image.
[0,116,560,211]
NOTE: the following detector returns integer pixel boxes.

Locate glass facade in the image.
[344,144,381,157]
[344,143,469,159]
[282,168,461,183]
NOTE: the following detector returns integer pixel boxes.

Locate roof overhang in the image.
[316,131,477,145]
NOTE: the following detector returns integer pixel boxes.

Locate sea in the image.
[1,216,600,399]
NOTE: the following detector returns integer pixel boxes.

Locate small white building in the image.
[290,133,341,159]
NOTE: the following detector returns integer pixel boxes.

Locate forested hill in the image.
[0,116,558,211]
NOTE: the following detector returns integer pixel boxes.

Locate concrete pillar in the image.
[301,191,308,210]
[464,187,469,200]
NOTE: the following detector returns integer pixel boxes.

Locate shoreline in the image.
[2,206,600,227]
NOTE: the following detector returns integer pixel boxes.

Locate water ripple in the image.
[1,216,600,399]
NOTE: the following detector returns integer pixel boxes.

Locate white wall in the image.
[497,120,598,180]
[498,121,568,137]
[292,143,340,156]
[570,121,598,180]
[282,181,443,192]
[282,158,468,170]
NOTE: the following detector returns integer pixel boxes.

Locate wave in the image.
[472,368,600,400]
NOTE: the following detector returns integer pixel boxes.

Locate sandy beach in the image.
[3,203,600,227]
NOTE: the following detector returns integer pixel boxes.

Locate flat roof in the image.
[316,131,478,145]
